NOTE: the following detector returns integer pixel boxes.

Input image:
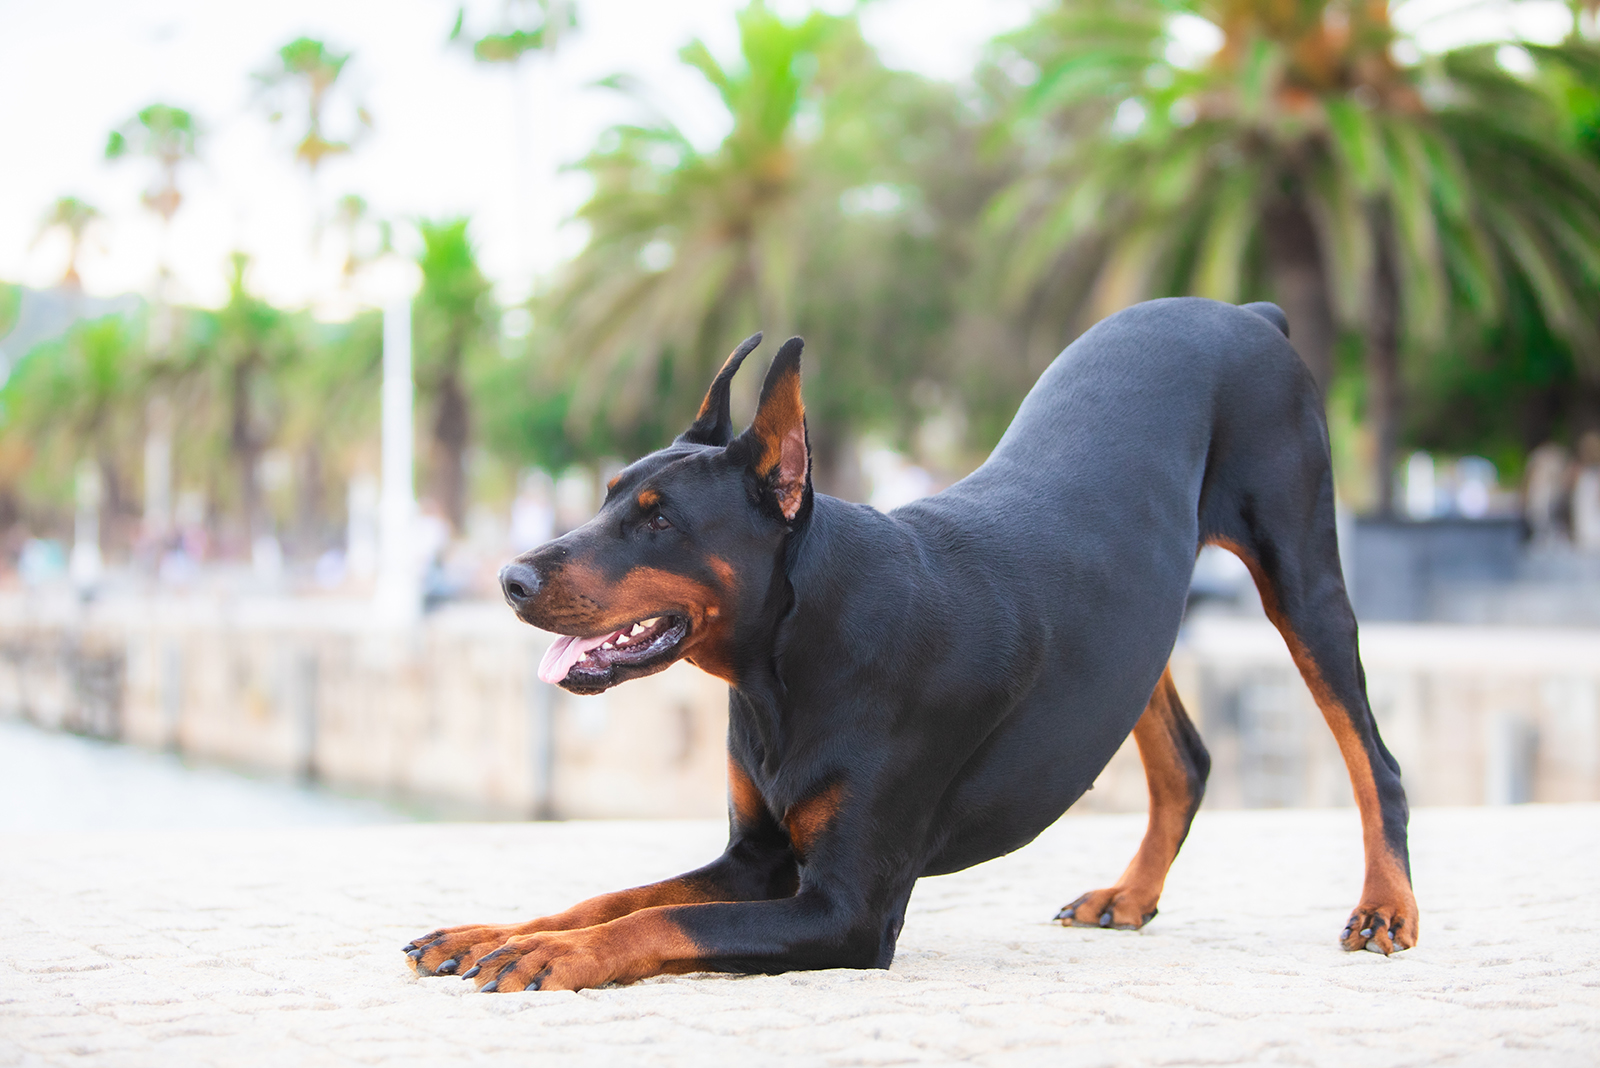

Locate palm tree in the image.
[33,196,103,290]
[1540,13,1600,434]
[450,0,577,291]
[202,254,297,547]
[105,104,200,285]
[989,0,1600,513]
[415,219,494,531]
[331,194,392,283]
[0,315,143,531]
[256,37,371,227]
[277,311,384,553]
[449,0,575,64]
[543,2,838,449]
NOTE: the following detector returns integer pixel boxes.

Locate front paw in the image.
[471,931,612,993]
[1055,887,1159,930]
[404,924,521,977]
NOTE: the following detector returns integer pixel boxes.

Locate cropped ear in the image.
[735,336,810,523]
[677,332,764,447]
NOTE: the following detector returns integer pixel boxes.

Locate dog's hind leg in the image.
[1206,490,1417,953]
[1057,668,1209,930]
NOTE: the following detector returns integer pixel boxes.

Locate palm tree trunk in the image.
[808,421,861,503]
[433,350,470,533]
[295,443,325,553]
[1576,376,1600,443]
[1262,193,1336,396]
[1366,209,1402,518]
[231,356,264,540]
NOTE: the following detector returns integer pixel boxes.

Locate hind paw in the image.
[1055,887,1159,930]
[1340,901,1417,955]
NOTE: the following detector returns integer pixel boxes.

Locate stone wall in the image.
[1,592,1596,817]
[1077,615,1600,813]
[0,593,727,819]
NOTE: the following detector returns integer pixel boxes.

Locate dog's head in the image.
[500,333,811,694]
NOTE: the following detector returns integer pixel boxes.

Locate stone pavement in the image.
[2,805,1597,1067]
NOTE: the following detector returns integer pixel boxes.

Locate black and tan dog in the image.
[406,297,1417,992]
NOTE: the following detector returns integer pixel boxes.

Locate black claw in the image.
[1360,927,1372,938]
[1098,910,1113,928]
[407,949,423,961]
[480,980,499,993]
[436,959,458,975]
[462,965,481,979]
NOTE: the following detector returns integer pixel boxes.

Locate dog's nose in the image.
[499,562,541,608]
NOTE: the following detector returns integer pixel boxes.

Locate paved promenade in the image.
[2,805,1596,1067]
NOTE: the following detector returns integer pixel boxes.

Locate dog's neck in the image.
[727,493,931,778]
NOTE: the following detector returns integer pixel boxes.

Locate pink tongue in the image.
[538,631,616,685]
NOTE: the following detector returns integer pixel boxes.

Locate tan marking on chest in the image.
[727,757,767,828]
[783,782,844,858]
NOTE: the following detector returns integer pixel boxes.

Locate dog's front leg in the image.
[464,882,903,992]
[406,834,796,977]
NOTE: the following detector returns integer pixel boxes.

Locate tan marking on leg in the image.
[783,782,844,859]
[475,908,705,992]
[1207,536,1418,951]
[1063,668,1196,929]
[409,871,734,976]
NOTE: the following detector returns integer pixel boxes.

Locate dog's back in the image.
[858,298,1315,868]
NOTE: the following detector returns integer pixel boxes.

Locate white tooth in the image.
[578,653,589,662]
[616,634,630,645]
[630,623,646,636]
[602,642,613,650]
[642,617,659,628]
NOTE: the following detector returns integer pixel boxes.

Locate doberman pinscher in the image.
[405,297,1416,992]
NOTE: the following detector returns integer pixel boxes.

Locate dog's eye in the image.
[648,514,673,532]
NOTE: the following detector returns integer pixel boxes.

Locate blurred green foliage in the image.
[105,104,200,226]
[414,218,496,528]
[1,315,144,525]
[451,0,576,64]
[34,197,103,290]
[3,0,1600,555]
[256,37,370,181]
[983,0,1600,512]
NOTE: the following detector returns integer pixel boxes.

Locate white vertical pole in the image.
[69,458,103,592]
[143,397,172,541]
[376,298,421,623]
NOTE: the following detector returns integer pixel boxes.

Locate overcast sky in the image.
[0,0,1574,317]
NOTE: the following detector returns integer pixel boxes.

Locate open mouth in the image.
[537,614,689,691]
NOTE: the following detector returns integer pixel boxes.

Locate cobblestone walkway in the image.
[2,805,1596,1066]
